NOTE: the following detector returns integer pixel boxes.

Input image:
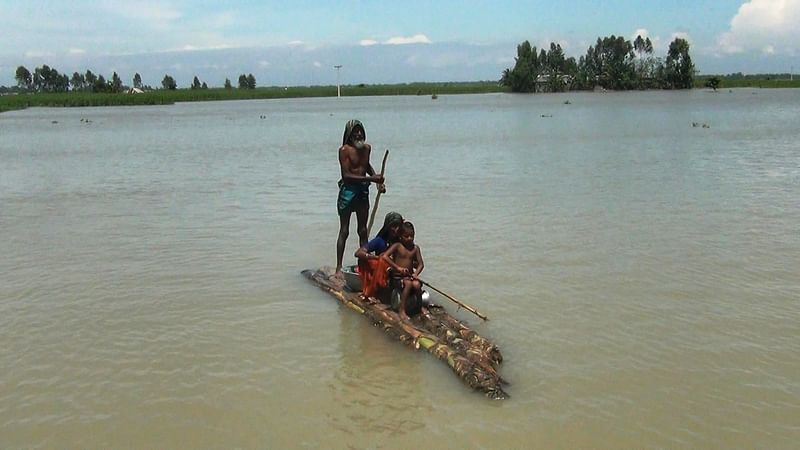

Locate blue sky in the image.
[1,0,798,87]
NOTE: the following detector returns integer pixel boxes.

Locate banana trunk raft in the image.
[302,266,509,400]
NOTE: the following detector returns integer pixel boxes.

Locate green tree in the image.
[224,78,232,89]
[577,43,601,89]
[111,72,123,93]
[32,65,49,91]
[71,72,85,91]
[633,35,657,88]
[201,82,208,89]
[545,42,567,92]
[191,75,201,90]
[31,65,68,92]
[592,36,635,89]
[238,74,248,89]
[15,66,32,90]
[705,76,721,91]
[634,35,646,55]
[574,55,592,89]
[57,73,70,92]
[247,73,256,89]
[665,37,694,89]
[32,69,43,91]
[161,74,177,90]
[564,57,578,78]
[85,70,98,89]
[133,73,142,89]
[95,74,107,93]
[500,40,540,92]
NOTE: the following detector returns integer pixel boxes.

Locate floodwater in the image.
[1,90,798,448]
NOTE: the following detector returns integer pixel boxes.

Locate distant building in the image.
[126,87,144,94]
[535,74,574,92]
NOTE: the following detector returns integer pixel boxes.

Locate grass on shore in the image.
[693,77,800,89]
[0,82,506,113]
[4,78,799,113]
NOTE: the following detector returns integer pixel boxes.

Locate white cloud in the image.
[68,48,86,55]
[532,37,572,53]
[259,60,270,67]
[632,28,650,40]
[313,61,322,68]
[627,28,693,54]
[670,32,692,43]
[716,0,800,54]
[359,34,432,46]
[24,51,54,58]
[174,44,234,52]
[557,39,572,52]
[286,40,317,51]
[384,34,431,45]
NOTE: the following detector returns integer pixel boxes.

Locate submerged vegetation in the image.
[694,73,800,89]
[501,34,695,92]
[0,81,505,113]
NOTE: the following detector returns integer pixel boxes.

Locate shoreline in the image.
[2,80,799,114]
[0,81,504,113]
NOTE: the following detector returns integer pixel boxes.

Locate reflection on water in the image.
[1,91,799,447]
[329,314,426,439]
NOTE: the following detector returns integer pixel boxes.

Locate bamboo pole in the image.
[419,280,489,321]
[366,149,389,237]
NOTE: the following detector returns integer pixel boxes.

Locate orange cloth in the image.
[358,258,390,298]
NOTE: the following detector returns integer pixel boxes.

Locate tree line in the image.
[12,65,258,93]
[501,34,695,92]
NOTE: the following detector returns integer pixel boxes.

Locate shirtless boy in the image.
[381,221,424,321]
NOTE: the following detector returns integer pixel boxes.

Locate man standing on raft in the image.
[336,119,384,277]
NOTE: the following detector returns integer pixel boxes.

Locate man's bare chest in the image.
[346,150,369,170]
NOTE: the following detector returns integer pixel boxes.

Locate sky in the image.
[1,0,798,87]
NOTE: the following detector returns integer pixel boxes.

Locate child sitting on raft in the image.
[381,221,425,321]
[354,212,403,299]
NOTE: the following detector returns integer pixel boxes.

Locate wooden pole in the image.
[420,279,489,321]
[366,149,389,237]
